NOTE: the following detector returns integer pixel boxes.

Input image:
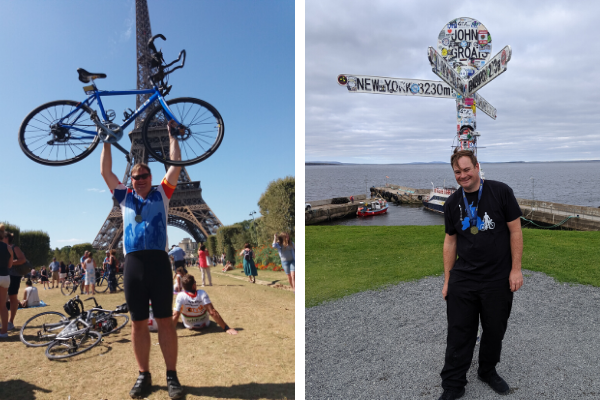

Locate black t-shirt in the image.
[444,180,522,283]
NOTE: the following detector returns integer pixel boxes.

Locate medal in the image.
[135,215,143,223]
[462,179,484,235]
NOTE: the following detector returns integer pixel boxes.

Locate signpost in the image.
[337,17,511,155]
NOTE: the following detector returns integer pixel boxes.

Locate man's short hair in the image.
[131,163,152,176]
[450,149,478,170]
[182,274,196,292]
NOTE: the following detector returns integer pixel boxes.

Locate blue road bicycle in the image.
[19,34,224,166]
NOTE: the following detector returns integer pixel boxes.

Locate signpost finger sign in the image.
[337,17,510,156]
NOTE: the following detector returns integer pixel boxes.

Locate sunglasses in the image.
[132,173,150,181]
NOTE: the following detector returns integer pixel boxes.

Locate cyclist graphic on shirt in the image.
[461,203,494,232]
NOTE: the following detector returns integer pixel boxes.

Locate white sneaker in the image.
[7,322,14,331]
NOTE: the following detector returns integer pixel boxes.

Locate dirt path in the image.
[0,267,295,399]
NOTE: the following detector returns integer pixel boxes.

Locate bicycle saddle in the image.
[77,68,107,83]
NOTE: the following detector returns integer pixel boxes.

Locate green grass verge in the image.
[306,225,600,308]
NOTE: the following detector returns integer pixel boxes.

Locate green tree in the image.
[258,176,295,241]
[206,235,218,257]
[71,243,95,265]
[216,225,242,263]
[20,230,51,268]
[0,222,21,245]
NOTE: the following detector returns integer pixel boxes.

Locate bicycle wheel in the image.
[142,97,224,166]
[19,100,100,166]
[94,313,129,335]
[20,311,69,347]
[45,330,102,360]
[96,276,109,293]
[116,274,124,291]
[61,279,77,296]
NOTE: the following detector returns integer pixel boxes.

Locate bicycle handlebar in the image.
[148,34,166,54]
[147,33,186,86]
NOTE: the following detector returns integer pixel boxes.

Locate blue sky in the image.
[1,1,295,249]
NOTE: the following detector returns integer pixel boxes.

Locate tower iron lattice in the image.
[92,0,222,251]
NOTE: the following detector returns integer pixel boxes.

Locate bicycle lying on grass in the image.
[61,271,123,296]
[19,296,129,360]
[19,34,224,167]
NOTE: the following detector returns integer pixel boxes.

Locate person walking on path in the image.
[0,227,14,338]
[437,149,523,400]
[59,261,68,288]
[49,257,60,289]
[107,249,118,293]
[197,245,212,287]
[101,119,184,399]
[239,243,257,284]
[272,233,295,291]
[40,266,49,290]
[5,232,27,331]
[169,245,186,273]
[83,254,97,295]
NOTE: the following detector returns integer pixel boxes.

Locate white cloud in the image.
[86,188,106,193]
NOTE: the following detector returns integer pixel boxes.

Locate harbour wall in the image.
[307,184,600,231]
[305,195,366,225]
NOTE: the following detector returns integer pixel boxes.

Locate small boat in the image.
[357,199,388,216]
[422,187,457,214]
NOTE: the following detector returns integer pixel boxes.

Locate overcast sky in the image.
[306,0,600,163]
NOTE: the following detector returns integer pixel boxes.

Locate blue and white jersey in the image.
[112,178,176,255]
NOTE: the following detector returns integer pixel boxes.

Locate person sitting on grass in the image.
[221,261,234,272]
[172,275,237,335]
[20,280,40,308]
[173,267,186,293]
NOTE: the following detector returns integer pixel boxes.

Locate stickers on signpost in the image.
[464,45,512,97]
[428,47,466,96]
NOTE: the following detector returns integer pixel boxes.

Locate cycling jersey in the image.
[173,290,212,329]
[112,178,176,255]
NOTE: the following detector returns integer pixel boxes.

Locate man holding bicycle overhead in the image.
[101,119,184,399]
[438,149,523,400]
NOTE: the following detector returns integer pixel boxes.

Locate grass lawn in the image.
[0,267,295,400]
[217,267,292,287]
[306,225,600,308]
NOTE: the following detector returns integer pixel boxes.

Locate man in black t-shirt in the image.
[437,150,523,400]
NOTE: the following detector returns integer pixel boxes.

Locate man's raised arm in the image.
[164,120,183,187]
[100,143,120,191]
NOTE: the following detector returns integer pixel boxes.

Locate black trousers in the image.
[441,275,513,390]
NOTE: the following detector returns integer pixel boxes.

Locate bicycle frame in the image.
[58,82,180,155]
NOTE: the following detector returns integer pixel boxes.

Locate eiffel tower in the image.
[92,0,222,251]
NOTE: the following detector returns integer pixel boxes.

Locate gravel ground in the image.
[306,270,600,399]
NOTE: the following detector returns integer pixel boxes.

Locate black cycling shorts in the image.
[8,275,21,296]
[123,250,173,322]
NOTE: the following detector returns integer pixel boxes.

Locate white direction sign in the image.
[428,47,467,96]
[337,74,497,120]
[337,74,455,98]
[474,92,496,120]
[464,45,512,97]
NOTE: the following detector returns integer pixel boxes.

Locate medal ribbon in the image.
[133,189,155,221]
[462,179,484,228]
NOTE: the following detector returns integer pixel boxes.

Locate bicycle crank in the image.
[90,110,123,143]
